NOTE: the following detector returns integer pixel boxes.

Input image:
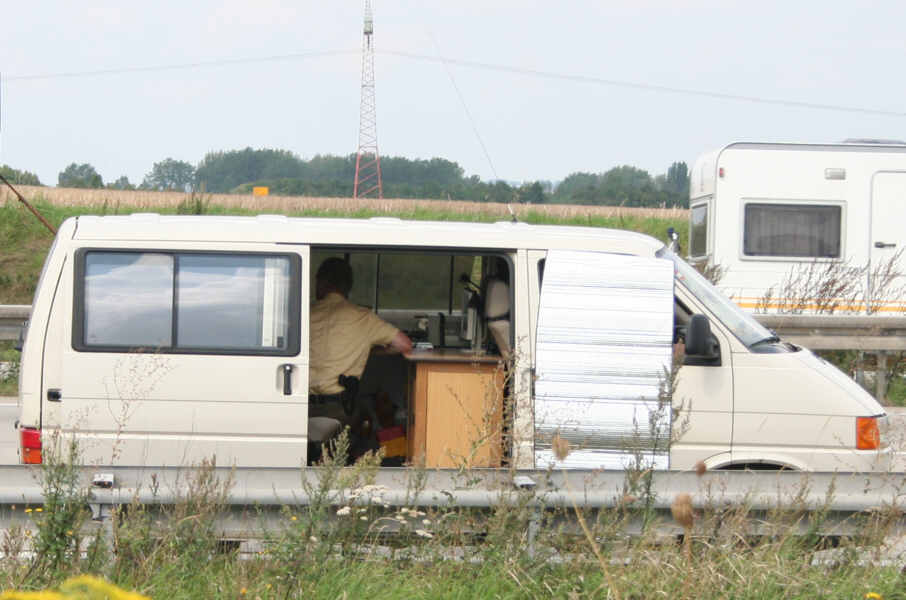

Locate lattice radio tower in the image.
[353,0,383,199]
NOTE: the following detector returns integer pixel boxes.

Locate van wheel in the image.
[717,463,791,471]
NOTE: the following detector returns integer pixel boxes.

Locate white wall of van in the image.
[16,214,891,472]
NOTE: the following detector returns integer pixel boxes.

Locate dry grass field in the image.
[2,185,689,221]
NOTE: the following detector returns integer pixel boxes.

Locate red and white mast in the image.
[353,0,383,199]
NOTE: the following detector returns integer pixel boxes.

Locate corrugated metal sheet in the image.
[534,250,674,470]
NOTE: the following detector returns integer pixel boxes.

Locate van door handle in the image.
[47,389,62,403]
[874,241,896,249]
[281,364,293,396]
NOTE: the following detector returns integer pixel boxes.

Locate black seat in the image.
[307,375,361,465]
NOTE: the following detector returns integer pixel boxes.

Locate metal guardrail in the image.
[1,466,905,539]
[754,314,906,351]
[0,305,29,342]
[0,466,902,511]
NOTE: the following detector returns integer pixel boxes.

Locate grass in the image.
[2,184,689,220]
[0,341,19,396]
[886,375,906,407]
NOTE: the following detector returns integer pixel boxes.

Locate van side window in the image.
[76,251,299,355]
[84,253,174,347]
[378,254,475,312]
[743,203,841,258]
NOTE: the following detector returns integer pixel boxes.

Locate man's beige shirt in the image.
[309,292,400,394]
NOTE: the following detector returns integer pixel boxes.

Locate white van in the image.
[689,141,906,313]
[16,214,890,472]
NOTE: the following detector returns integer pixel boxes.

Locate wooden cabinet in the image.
[405,351,503,468]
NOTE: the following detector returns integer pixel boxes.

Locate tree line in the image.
[1,148,689,207]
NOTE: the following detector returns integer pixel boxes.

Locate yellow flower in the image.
[0,575,149,600]
[66,530,73,536]
[61,574,150,600]
[290,515,297,521]
[35,508,43,512]
[865,594,883,600]
[240,588,247,595]
[266,584,272,590]
[24,508,32,514]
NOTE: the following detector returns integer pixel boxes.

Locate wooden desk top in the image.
[403,348,501,364]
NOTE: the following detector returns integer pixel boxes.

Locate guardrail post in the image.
[854,352,866,387]
[89,502,115,552]
[526,507,540,559]
[876,351,890,403]
[513,475,539,558]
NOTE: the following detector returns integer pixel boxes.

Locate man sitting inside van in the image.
[309,257,413,426]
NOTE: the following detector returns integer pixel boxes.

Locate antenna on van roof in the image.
[506,204,518,223]
[0,174,57,235]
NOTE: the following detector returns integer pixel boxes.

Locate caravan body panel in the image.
[690,142,906,314]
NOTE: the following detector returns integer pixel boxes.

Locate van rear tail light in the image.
[856,417,880,450]
[20,427,42,464]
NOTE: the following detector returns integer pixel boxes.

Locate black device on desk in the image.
[411,312,446,348]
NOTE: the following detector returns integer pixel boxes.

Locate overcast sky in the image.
[2,1,905,188]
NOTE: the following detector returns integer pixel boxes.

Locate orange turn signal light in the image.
[856,417,880,450]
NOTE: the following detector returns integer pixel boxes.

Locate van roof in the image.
[69,214,666,255]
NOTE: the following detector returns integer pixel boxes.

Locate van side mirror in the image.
[683,314,720,366]
[666,227,681,254]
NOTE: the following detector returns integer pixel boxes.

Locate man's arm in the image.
[386,330,413,354]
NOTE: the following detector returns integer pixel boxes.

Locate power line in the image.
[4,47,905,119]
[4,50,359,82]
[380,50,906,119]
[426,33,498,181]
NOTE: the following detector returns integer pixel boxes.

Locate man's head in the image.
[316,257,353,299]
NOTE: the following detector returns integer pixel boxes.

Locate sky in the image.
[2,1,905,188]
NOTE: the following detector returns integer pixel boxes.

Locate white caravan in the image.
[689,141,906,313]
[16,214,890,472]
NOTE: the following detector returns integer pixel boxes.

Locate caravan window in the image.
[690,203,709,258]
[743,203,841,258]
[75,250,300,355]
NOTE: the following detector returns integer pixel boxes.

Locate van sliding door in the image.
[63,245,309,467]
[534,250,674,470]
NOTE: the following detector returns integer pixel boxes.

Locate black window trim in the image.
[72,248,302,356]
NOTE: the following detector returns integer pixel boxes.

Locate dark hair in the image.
[316,257,353,296]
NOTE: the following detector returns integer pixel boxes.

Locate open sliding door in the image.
[534,250,674,470]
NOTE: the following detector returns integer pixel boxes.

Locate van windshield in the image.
[656,248,774,347]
